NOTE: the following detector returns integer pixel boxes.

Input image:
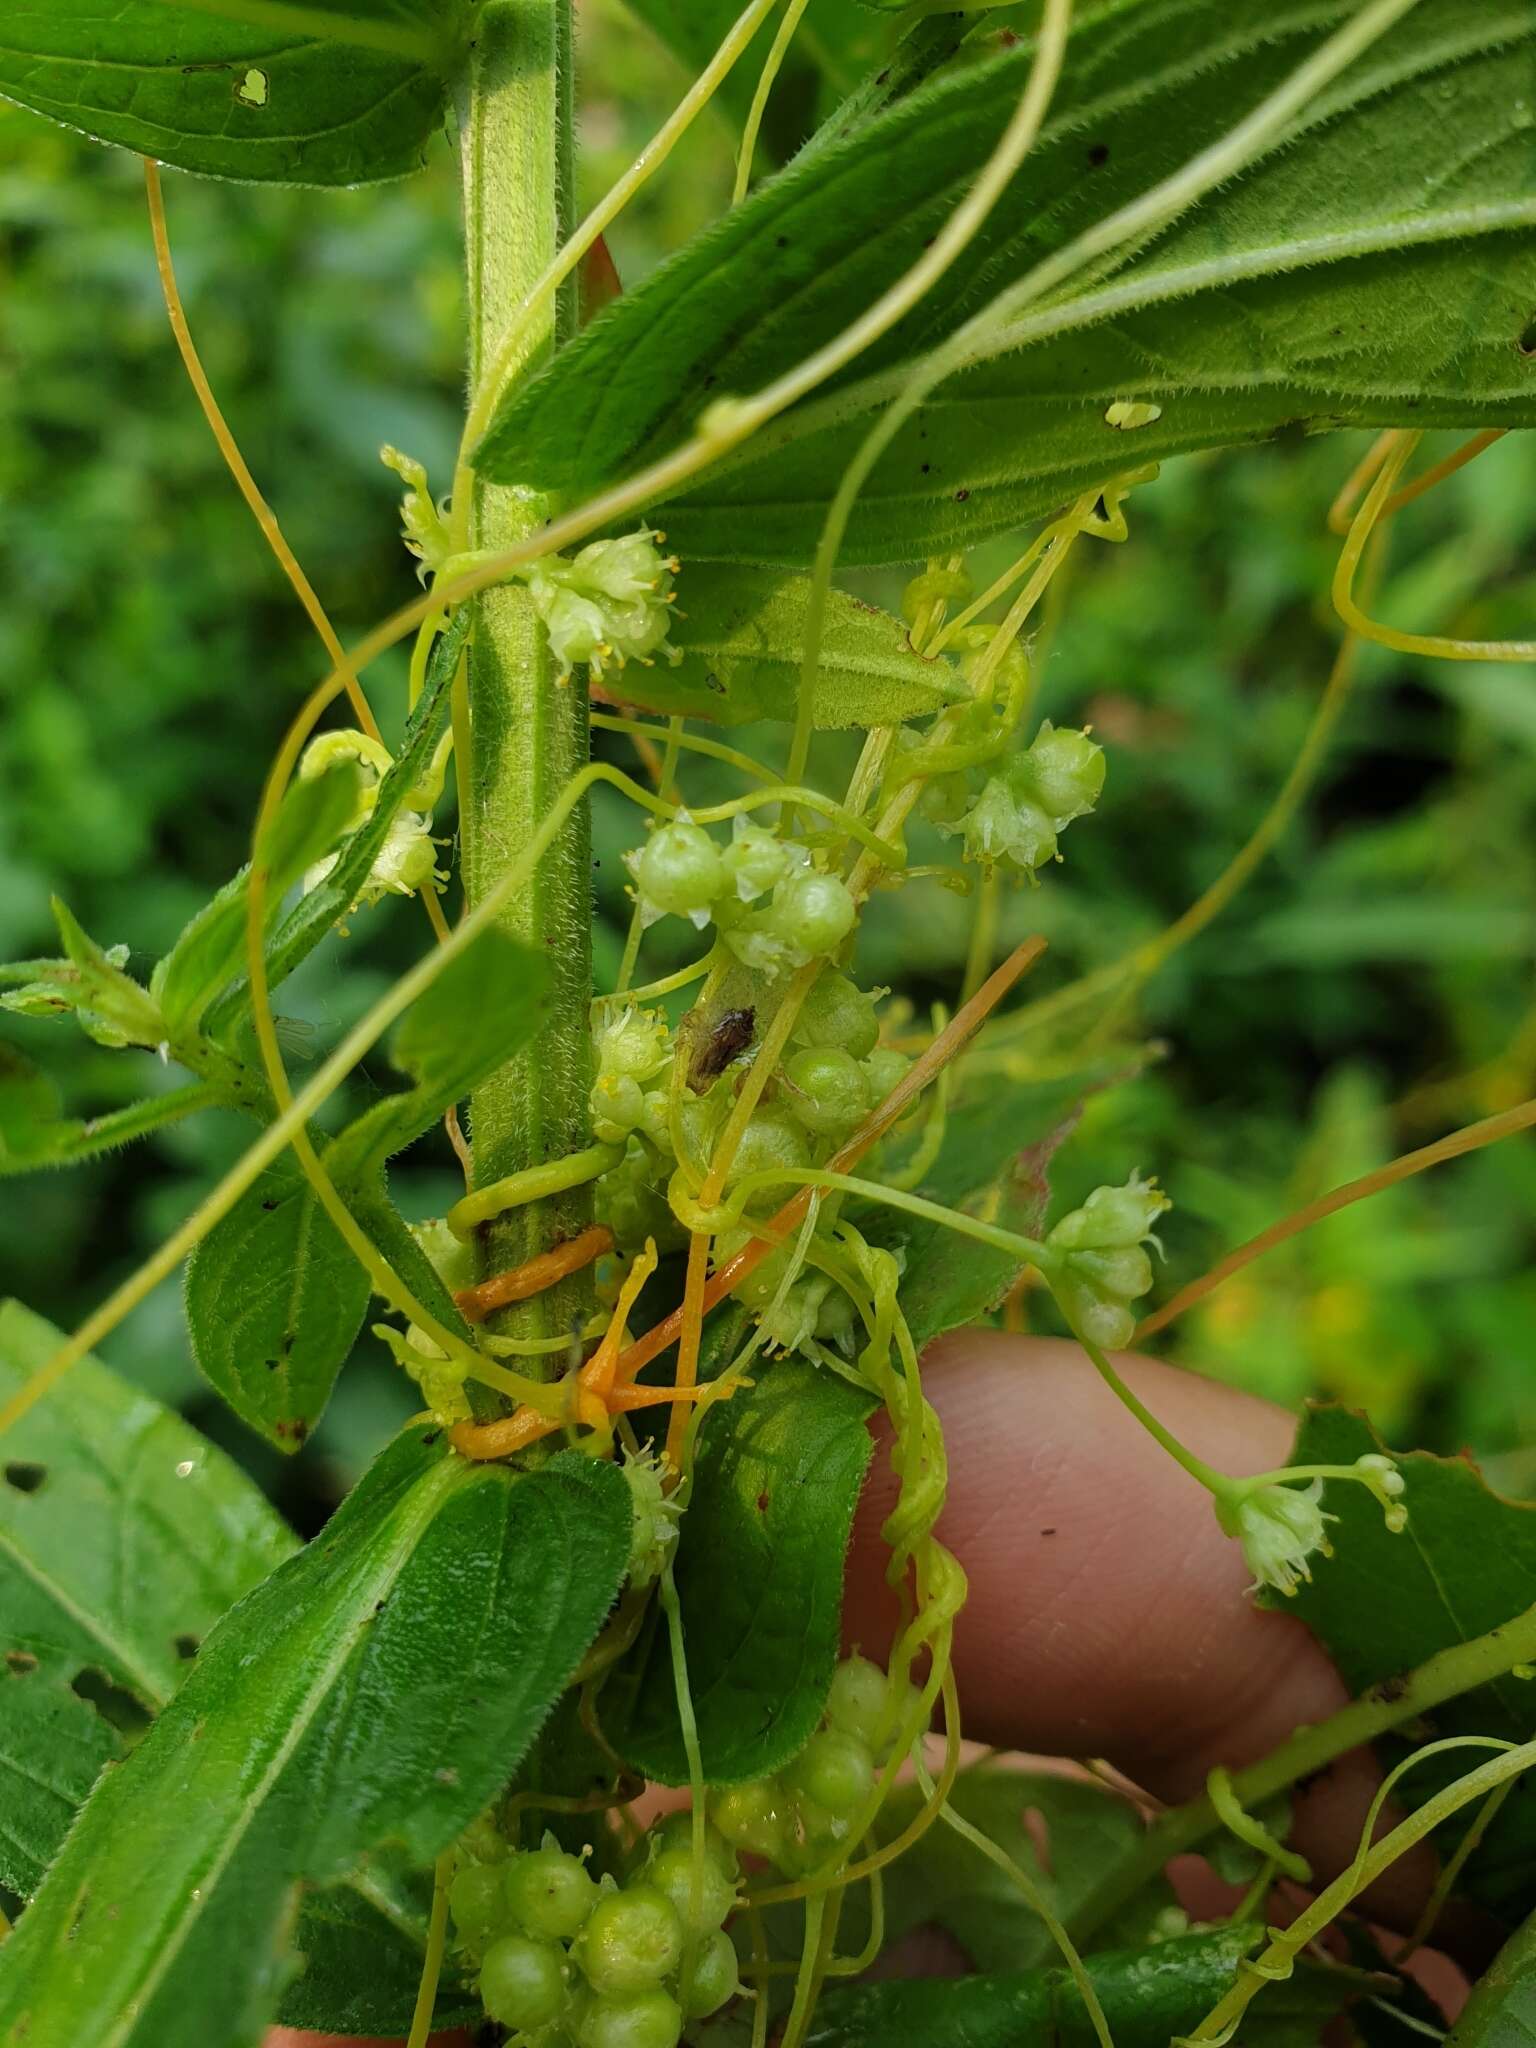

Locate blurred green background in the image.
[2,2,1533,1531]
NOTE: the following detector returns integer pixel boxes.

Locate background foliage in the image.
[3,0,1535,1548]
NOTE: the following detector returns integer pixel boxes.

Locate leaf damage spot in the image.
[234,68,269,110]
[1518,314,1536,357]
[5,1649,39,1675]
[70,1667,153,1738]
[174,1633,200,1661]
[4,1460,46,1494]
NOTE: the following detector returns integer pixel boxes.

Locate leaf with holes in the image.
[0,1,470,187]
[619,1359,876,1784]
[1283,1406,1536,1925]
[601,565,965,728]
[183,1157,373,1453]
[479,1,1536,564]
[0,1431,630,2047]
[0,1298,296,1898]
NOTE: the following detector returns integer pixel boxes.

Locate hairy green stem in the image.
[460,0,592,1356]
[1069,1598,1536,1945]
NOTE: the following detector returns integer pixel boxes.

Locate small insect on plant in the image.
[5,3,1536,2046]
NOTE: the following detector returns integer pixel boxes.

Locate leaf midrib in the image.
[96,1454,463,2048]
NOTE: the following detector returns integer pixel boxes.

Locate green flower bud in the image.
[591,1071,647,1144]
[711,1779,790,1863]
[449,1862,506,1947]
[767,870,858,960]
[782,1045,870,1138]
[1017,721,1105,823]
[505,1845,601,1941]
[793,971,880,1059]
[577,1885,684,1994]
[825,1655,891,1749]
[479,1931,569,2031]
[646,1845,737,1931]
[574,530,675,605]
[862,1046,911,1106]
[1048,1174,1170,1254]
[787,1728,875,1817]
[678,1927,741,2020]
[632,817,726,923]
[576,1986,685,2048]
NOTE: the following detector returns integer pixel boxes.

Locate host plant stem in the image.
[460,0,592,1363]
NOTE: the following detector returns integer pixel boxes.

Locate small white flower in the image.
[1223,1481,1336,1598]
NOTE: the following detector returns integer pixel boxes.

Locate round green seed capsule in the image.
[793,969,879,1058]
[504,1846,600,1941]
[635,820,725,919]
[862,1046,910,1106]
[782,1045,869,1138]
[448,1862,506,1946]
[787,1728,875,1817]
[578,1884,684,1994]
[576,1986,685,2048]
[768,871,857,959]
[679,1927,741,2020]
[646,1810,739,1875]
[479,1931,568,2030]
[711,1779,789,1863]
[647,1844,736,1931]
[825,1655,891,1749]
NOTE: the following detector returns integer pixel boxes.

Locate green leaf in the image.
[0,1079,221,1179]
[278,1877,478,2036]
[862,1051,1150,1348]
[183,1157,373,1453]
[0,1,468,188]
[153,759,362,1035]
[861,1765,1176,1973]
[1446,1906,1536,2046]
[327,926,553,1180]
[620,1358,876,1784]
[481,1,1536,565]
[624,0,877,130]
[605,565,965,728]
[203,606,469,1042]
[0,1298,296,1897]
[804,1925,1360,2048]
[1283,1406,1536,1921]
[0,1431,630,2047]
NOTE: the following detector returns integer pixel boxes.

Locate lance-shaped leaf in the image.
[2,899,163,1050]
[0,1430,630,2048]
[480,0,1536,564]
[599,565,964,728]
[0,1,469,188]
[186,928,549,1449]
[0,1298,296,1898]
[804,1926,1367,2048]
[620,1359,876,1784]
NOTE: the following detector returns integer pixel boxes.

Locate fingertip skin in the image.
[845,1331,1344,1782]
